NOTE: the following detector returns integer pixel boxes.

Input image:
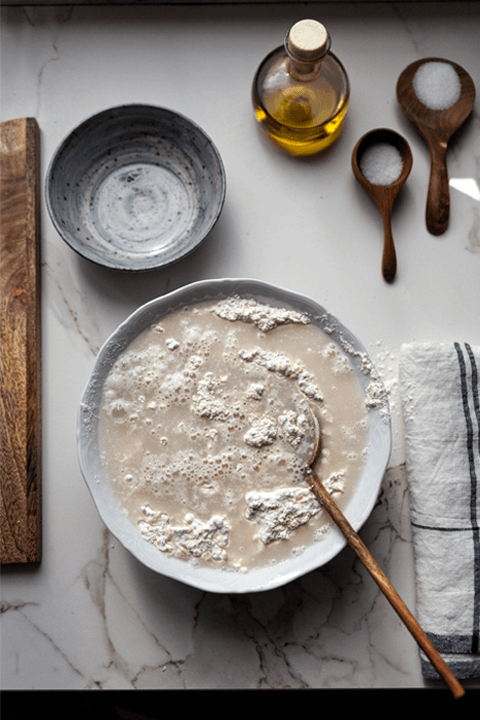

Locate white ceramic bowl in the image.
[78,279,391,593]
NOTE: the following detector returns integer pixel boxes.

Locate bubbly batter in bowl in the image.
[98,296,370,571]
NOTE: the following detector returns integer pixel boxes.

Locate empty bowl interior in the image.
[46,105,226,271]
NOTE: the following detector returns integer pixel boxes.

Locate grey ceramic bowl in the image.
[78,278,392,593]
[45,105,226,271]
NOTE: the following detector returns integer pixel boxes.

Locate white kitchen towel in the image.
[399,342,480,679]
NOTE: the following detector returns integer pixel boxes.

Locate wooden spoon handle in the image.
[427,141,450,236]
[381,212,397,283]
[308,472,465,699]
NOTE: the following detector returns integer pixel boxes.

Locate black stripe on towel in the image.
[465,343,480,656]
[410,523,472,532]
[454,342,480,655]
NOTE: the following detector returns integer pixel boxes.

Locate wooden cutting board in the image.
[1,117,42,564]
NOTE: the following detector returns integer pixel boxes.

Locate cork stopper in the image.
[286,19,330,63]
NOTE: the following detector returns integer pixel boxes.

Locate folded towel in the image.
[399,342,480,680]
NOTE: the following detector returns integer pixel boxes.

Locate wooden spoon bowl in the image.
[396,57,475,236]
[352,128,413,283]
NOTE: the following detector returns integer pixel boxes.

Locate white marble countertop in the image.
[1,1,480,695]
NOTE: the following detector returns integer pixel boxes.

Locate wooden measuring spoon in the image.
[396,58,475,236]
[304,409,465,699]
[352,128,412,283]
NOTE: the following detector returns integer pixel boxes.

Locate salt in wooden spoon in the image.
[352,128,412,283]
[304,409,465,699]
[396,57,475,236]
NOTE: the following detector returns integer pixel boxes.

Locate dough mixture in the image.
[98,296,370,571]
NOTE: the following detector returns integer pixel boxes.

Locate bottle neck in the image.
[284,27,331,81]
[287,58,322,81]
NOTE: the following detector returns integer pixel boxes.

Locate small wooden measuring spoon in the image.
[303,409,465,699]
[352,128,413,283]
[396,57,475,236]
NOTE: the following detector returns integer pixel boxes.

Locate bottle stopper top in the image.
[286,19,330,63]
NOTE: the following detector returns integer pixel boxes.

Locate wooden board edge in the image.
[0,117,42,564]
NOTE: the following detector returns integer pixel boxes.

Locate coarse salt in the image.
[360,143,403,186]
[412,61,461,110]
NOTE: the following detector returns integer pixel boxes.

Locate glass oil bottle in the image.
[252,19,350,156]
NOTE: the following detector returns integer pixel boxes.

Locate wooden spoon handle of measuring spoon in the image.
[381,211,397,283]
[426,140,450,236]
[307,471,465,699]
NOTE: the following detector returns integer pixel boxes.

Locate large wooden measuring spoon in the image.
[396,58,475,236]
[352,128,412,283]
[304,409,465,699]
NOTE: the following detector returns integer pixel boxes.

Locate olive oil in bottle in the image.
[252,19,350,156]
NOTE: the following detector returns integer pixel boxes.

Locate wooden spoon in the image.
[352,128,412,283]
[396,58,475,236]
[304,409,465,699]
